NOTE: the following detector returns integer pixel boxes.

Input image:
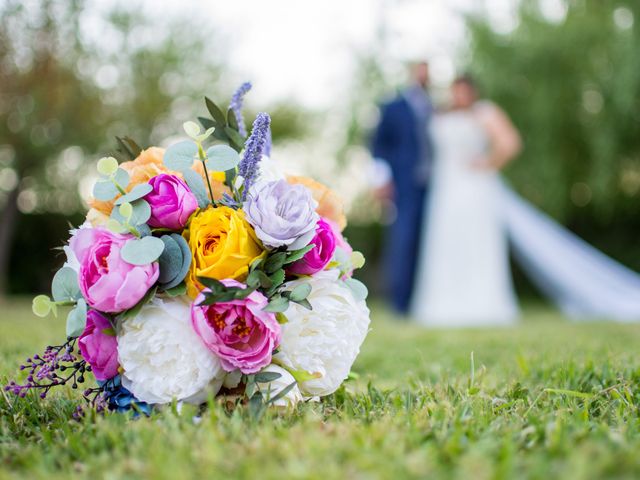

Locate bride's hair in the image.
[453,73,478,91]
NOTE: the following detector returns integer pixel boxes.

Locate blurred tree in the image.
[466,1,640,265]
[0,0,224,296]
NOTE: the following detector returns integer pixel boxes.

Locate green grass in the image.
[1,299,639,479]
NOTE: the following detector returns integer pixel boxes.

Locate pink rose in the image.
[191,280,281,374]
[287,218,336,276]
[145,174,198,230]
[70,227,159,313]
[78,310,119,381]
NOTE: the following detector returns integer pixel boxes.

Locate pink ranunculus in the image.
[191,280,281,374]
[70,227,159,313]
[145,173,198,230]
[287,218,337,276]
[78,310,119,381]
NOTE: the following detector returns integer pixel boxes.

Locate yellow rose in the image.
[183,206,266,298]
[287,175,347,231]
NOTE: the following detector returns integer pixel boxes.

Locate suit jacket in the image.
[371,90,433,196]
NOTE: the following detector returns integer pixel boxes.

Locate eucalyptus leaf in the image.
[248,391,265,420]
[164,140,197,171]
[344,278,369,301]
[205,145,241,172]
[120,236,165,265]
[112,199,151,226]
[268,269,285,288]
[113,168,130,190]
[97,157,119,176]
[181,169,210,208]
[264,295,290,313]
[265,381,297,406]
[158,235,182,284]
[165,234,192,289]
[288,283,312,302]
[32,295,52,318]
[51,267,81,302]
[291,298,312,310]
[93,180,118,201]
[114,183,153,205]
[183,121,201,138]
[66,299,87,338]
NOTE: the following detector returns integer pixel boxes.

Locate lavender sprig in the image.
[230,82,252,137]
[238,112,271,200]
[5,338,89,399]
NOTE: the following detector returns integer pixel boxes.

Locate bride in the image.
[412,75,640,327]
[412,75,520,327]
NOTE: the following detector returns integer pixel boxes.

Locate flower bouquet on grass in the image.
[6,83,370,415]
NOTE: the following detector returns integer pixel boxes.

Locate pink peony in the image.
[78,310,119,381]
[287,218,337,276]
[191,280,281,374]
[70,227,159,313]
[145,173,198,230]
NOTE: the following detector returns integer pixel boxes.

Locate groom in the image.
[371,61,434,315]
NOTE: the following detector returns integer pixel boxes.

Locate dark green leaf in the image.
[264,252,287,274]
[227,108,240,131]
[163,282,187,297]
[205,97,227,126]
[291,298,312,310]
[254,371,282,383]
[197,276,226,293]
[120,286,157,321]
[268,269,285,288]
[198,116,216,130]
[266,381,297,406]
[248,391,265,420]
[224,126,245,150]
[284,244,315,264]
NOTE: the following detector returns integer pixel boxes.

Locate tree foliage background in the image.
[465,0,640,269]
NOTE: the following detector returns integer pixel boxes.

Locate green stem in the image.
[112,178,127,195]
[53,300,77,307]
[198,144,216,205]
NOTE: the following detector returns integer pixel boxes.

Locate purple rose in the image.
[78,310,119,381]
[70,227,159,313]
[287,218,336,275]
[145,173,198,230]
[191,280,281,374]
[243,179,319,250]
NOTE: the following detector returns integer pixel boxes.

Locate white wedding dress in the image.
[411,106,640,326]
[412,106,518,327]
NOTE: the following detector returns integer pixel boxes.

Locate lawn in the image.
[1,299,639,479]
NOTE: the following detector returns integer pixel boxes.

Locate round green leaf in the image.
[164,140,197,171]
[66,299,87,338]
[106,219,127,234]
[32,295,52,317]
[114,183,153,205]
[51,267,81,302]
[161,234,192,289]
[119,202,133,221]
[289,283,312,302]
[157,235,182,285]
[343,278,368,301]
[205,145,241,172]
[97,156,119,176]
[183,121,201,138]
[120,236,165,265]
[113,168,130,190]
[111,198,151,226]
[93,180,118,201]
[181,169,210,208]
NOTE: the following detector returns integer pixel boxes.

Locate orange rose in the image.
[287,175,347,231]
[89,147,172,216]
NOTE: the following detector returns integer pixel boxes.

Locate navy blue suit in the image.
[372,89,433,314]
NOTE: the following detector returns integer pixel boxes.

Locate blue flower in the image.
[98,376,152,417]
[230,82,252,137]
[238,112,271,200]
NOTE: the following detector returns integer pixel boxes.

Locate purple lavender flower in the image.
[243,179,319,250]
[230,81,252,137]
[239,112,271,199]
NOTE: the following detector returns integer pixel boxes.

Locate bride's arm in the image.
[476,102,522,170]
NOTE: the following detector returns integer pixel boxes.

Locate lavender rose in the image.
[145,173,198,230]
[78,310,119,381]
[70,227,159,313]
[287,218,336,276]
[243,179,319,250]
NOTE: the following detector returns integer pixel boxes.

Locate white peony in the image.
[257,155,285,183]
[275,271,370,397]
[256,364,303,408]
[117,297,225,404]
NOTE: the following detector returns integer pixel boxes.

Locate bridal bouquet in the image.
[6,84,370,415]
